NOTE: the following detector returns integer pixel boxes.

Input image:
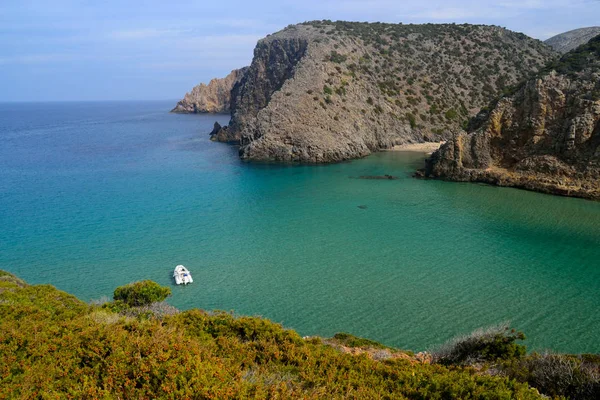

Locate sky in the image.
[0,0,599,102]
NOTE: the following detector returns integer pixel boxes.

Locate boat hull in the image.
[173,265,193,285]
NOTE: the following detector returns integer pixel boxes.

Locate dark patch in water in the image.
[357,175,399,180]
[358,205,368,209]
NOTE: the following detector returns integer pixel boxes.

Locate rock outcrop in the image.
[171,68,247,114]
[545,27,600,54]
[425,35,600,200]
[210,21,556,163]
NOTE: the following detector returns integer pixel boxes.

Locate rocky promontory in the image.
[424,35,600,200]
[171,68,247,114]
[209,21,556,163]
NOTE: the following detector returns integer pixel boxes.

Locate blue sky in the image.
[1,0,599,101]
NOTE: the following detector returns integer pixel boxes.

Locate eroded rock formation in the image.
[171,68,247,114]
[425,36,600,200]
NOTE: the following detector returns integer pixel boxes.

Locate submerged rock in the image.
[358,175,398,180]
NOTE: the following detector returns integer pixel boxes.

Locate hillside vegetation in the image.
[0,270,545,399]
[2,270,599,398]
[545,27,600,54]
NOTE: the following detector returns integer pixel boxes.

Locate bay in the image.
[1,101,599,353]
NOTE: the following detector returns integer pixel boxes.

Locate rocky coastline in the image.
[177,22,600,200]
[208,21,555,163]
[423,35,600,201]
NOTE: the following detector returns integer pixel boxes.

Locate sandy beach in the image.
[389,141,444,153]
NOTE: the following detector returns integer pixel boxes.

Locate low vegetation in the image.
[542,34,600,77]
[296,20,556,136]
[113,279,172,307]
[431,322,526,366]
[1,271,598,398]
[431,323,600,399]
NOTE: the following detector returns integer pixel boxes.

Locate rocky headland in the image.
[545,27,600,54]
[208,21,556,163]
[424,35,600,200]
[171,68,247,114]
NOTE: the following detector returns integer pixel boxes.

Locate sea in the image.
[1,101,599,353]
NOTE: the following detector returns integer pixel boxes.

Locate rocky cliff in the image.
[425,35,600,200]
[171,68,247,113]
[210,21,556,163]
[545,27,600,54]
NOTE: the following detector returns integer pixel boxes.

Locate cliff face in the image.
[545,27,600,54]
[171,68,247,114]
[425,36,600,200]
[211,35,309,144]
[210,22,556,163]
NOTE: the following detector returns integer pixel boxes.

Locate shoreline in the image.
[388,142,444,153]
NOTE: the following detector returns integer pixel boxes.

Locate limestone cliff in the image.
[171,68,247,114]
[545,27,600,54]
[210,21,556,163]
[425,35,600,200]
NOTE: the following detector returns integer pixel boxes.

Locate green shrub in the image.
[102,299,130,313]
[332,333,387,349]
[445,108,458,120]
[504,352,600,400]
[0,270,27,287]
[406,113,417,129]
[432,323,526,366]
[113,280,171,307]
[323,85,333,95]
[328,50,347,63]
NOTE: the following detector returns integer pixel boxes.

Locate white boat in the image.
[173,265,193,285]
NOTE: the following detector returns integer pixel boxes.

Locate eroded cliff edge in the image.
[171,68,247,114]
[210,21,556,163]
[424,35,600,200]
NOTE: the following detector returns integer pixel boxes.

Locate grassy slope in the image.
[0,270,542,399]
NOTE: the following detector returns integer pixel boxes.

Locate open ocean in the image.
[1,101,599,353]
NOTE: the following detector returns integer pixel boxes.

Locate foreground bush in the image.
[505,352,600,399]
[432,322,526,366]
[0,272,543,399]
[113,279,171,307]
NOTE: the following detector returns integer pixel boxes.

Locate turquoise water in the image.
[1,101,599,353]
